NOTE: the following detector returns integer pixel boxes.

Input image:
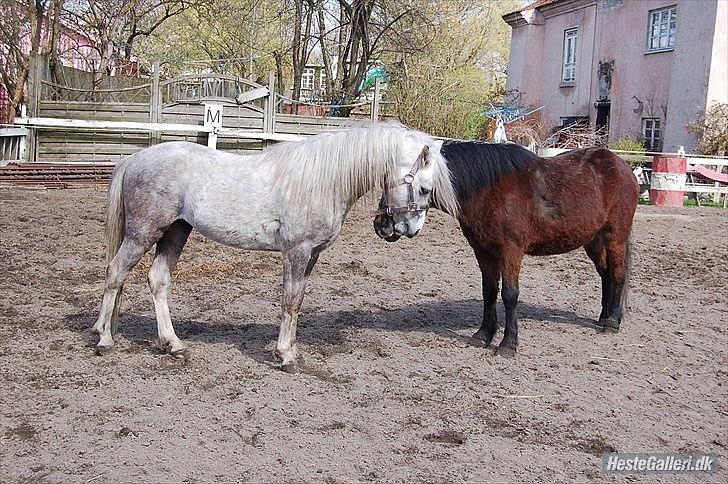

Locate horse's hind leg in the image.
[602,234,630,332]
[472,249,500,346]
[148,220,192,357]
[94,237,152,353]
[497,246,523,358]
[585,234,612,323]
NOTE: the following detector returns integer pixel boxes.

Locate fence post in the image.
[149,61,161,145]
[263,70,276,149]
[370,78,381,122]
[264,70,276,134]
[26,53,44,161]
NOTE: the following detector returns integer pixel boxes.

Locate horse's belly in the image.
[192,218,280,250]
[185,203,281,251]
[180,178,283,250]
[527,216,604,256]
[527,235,590,256]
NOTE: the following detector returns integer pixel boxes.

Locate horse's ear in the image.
[421,145,431,166]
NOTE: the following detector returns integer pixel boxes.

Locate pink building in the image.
[503,0,728,152]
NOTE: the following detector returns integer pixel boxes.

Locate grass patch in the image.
[684,198,725,208]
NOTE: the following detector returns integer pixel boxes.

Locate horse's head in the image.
[372,133,457,240]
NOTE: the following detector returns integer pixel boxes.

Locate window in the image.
[647,6,676,52]
[642,118,662,151]
[562,28,578,83]
[319,69,327,94]
[301,67,315,91]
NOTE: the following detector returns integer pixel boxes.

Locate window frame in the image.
[301,67,315,91]
[562,28,578,84]
[646,5,676,53]
[642,117,662,151]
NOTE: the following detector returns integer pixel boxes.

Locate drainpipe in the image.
[589,4,598,130]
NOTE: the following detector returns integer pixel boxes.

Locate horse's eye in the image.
[420,187,432,196]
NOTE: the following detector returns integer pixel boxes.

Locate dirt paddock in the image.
[1,187,726,483]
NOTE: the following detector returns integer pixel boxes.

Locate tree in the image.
[387,0,520,138]
[686,103,728,156]
[307,0,425,114]
[0,0,49,121]
[139,0,289,88]
[289,0,314,108]
[62,0,195,85]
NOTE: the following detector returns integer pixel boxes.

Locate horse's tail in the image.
[105,159,130,334]
[105,160,129,265]
[622,236,633,318]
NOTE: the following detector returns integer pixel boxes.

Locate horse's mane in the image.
[263,122,459,216]
[440,141,539,203]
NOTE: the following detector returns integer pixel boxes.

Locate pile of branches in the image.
[546,123,608,149]
[502,115,607,150]
[504,115,550,149]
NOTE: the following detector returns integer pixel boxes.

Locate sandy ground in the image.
[0,187,726,483]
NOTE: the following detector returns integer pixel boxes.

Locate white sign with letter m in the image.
[204,103,223,129]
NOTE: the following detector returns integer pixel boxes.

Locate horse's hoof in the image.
[599,318,620,333]
[95,344,113,356]
[470,338,489,349]
[495,345,516,358]
[471,329,494,347]
[170,347,187,359]
[279,362,298,374]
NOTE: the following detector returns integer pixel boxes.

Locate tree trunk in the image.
[11,0,46,118]
[316,0,334,100]
[47,0,64,84]
[291,0,314,113]
[273,50,285,96]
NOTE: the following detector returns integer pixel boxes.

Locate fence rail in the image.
[0,127,28,163]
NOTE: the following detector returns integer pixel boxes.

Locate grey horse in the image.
[91,123,459,370]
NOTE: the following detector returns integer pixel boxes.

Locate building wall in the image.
[505,13,547,108]
[504,0,728,152]
[539,4,597,122]
[707,0,728,110]
[595,0,675,144]
[663,0,721,151]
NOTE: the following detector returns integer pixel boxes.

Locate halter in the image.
[371,146,430,217]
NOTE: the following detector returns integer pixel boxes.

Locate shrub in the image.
[608,137,648,168]
[685,103,728,156]
[608,137,646,153]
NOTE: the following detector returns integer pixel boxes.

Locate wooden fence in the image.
[18,56,368,163]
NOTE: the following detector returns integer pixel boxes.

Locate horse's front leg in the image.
[276,246,319,372]
[472,248,500,346]
[497,247,523,358]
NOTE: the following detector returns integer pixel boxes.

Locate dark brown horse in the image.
[374,142,639,357]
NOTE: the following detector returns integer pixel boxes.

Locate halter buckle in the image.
[403,173,415,184]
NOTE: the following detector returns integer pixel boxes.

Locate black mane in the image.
[439,141,538,204]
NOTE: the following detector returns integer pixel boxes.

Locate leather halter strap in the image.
[371,146,430,217]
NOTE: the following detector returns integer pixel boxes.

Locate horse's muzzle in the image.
[373,214,402,242]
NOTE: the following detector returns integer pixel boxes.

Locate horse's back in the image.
[112,142,280,248]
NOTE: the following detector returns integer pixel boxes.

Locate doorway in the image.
[595,101,611,135]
